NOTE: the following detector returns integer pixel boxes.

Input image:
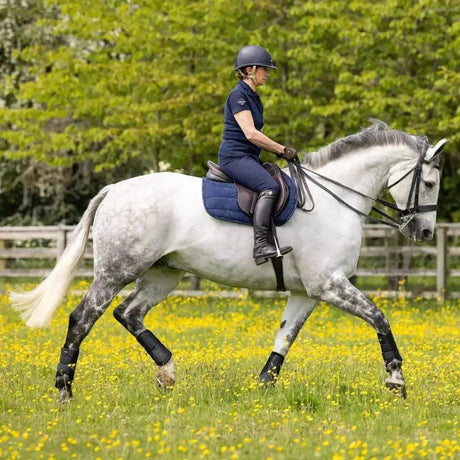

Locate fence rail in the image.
[0,224,459,298]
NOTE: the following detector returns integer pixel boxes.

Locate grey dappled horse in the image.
[11,121,447,403]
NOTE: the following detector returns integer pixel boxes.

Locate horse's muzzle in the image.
[417,228,433,241]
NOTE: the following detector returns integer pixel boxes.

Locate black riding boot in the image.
[253,190,293,265]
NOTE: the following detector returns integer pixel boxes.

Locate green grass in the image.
[0,290,459,459]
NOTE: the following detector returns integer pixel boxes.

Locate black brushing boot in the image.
[253,190,292,265]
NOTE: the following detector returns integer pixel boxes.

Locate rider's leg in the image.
[252,189,292,265]
[219,156,292,264]
[219,156,280,194]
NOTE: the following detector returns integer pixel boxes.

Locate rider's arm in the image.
[234,110,285,155]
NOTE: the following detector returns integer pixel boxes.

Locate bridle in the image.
[288,139,447,235]
[387,149,440,214]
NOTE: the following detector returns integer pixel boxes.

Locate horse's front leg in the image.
[259,293,317,386]
[313,272,406,398]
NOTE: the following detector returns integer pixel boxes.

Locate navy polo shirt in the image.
[218,80,264,162]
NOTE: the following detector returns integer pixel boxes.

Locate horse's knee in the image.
[113,305,125,324]
[372,310,390,334]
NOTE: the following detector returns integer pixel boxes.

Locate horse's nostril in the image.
[422,229,433,240]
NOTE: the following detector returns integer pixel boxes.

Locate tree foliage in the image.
[0,0,458,223]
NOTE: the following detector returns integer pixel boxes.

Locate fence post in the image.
[0,239,4,270]
[190,275,201,290]
[436,225,447,300]
[57,225,67,256]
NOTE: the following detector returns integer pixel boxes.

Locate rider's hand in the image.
[278,146,297,161]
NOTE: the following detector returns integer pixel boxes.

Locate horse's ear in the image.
[425,139,448,162]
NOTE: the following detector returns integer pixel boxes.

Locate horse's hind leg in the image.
[313,272,406,398]
[113,267,184,391]
[259,293,317,386]
[56,278,125,403]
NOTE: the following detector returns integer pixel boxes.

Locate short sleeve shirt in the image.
[218,80,264,161]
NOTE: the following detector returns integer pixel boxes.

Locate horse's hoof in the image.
[156,369,175,392]
[58,388,72,405]
[385,378,407,399]
[384,359,406,398]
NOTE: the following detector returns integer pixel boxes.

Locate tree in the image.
[0,0,149,223]
[0,0,458,224]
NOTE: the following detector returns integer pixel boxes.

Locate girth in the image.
[206,161,289,216]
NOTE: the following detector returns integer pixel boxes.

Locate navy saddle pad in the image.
[202,173,298,226]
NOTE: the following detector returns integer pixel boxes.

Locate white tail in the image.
[9,186,112,327]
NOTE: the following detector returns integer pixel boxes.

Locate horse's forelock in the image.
[302,120,429,169]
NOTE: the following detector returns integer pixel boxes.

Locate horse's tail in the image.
[10,185,112,328]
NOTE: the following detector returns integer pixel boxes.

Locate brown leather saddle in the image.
[206,161,289,216]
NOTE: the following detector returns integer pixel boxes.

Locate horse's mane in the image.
[302,119,430,169]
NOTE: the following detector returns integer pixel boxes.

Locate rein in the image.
[287,150,439,234]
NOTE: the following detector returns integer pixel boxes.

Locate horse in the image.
[10,120,447,403]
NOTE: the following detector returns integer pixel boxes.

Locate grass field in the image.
[0,284,459,459]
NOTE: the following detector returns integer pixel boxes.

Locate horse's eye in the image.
[424,181,434,190]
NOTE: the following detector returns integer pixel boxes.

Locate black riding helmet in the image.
[234,45,277,71]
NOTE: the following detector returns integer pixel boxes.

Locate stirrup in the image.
[254,246,292,265]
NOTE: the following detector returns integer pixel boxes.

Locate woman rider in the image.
[218,45,297,265]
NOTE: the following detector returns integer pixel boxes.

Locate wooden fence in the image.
[0,224,459,298]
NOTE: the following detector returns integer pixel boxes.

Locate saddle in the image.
[206,161,289,217]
